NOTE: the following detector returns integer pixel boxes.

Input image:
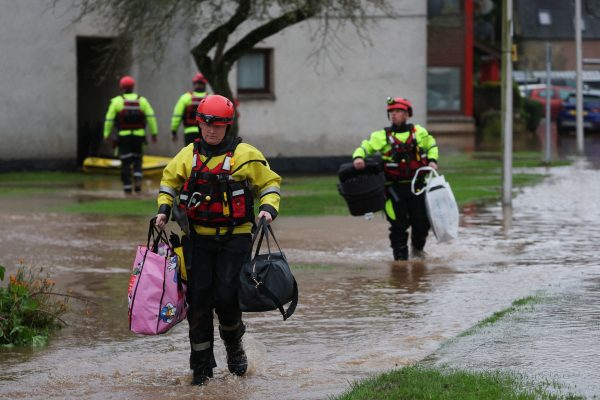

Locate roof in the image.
[515,0,600,40]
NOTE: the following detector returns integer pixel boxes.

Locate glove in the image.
[151,135,157,143]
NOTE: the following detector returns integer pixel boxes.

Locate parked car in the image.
[557,91,600,133]
[527,86,575,119]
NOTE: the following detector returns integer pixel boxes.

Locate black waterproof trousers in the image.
[118,135,144,192]
[385,182,430,256]
[184,233,252,371]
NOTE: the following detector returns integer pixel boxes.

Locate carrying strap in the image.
[148,217,171,252]
[248,218,298,320]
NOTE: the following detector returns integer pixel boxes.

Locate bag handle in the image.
[411,166,439,196]
[252,217,285,259]
[147,217,171,253]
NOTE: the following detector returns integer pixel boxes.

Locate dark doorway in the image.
[76,37,130,164]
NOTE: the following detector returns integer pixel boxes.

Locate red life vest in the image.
[183,92,205,127]
[117,95,146,130]
[177,138,254,230]
[382,125,428,181]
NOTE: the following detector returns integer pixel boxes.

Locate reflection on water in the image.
[1,146,600,398]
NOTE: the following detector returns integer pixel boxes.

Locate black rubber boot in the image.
[219,323,248,376]
[411,247,426,259]
[393,246,409,261]
[192,367,213,386]
[190,347,216,386]
[134,177,142,192]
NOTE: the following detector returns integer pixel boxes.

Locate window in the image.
[427,67,461,112]
[538,10,552,26]
[236,49,273,96]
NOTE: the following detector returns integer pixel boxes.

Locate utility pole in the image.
[501,0,513,207]
[575,0,584,155]
[544,43,552,164]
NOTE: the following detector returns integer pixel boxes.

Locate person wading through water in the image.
[352,96,439,260]
[154,94,281,385]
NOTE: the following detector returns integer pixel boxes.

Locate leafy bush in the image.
[522,97,543,132]
[0,263,69,347]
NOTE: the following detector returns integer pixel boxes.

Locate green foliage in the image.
[0,263,69,347]
[522,97,544,132]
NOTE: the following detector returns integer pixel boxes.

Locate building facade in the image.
[1,1,462,171]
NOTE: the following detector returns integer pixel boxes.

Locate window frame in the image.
[236,48,273,98]
[427,66,463,114]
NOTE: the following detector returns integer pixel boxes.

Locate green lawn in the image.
[0,151,569,217]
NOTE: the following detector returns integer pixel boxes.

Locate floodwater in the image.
[0,135,599,399]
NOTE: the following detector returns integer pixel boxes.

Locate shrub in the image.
[0,263,70,347]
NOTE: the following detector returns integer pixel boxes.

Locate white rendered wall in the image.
[0,1,426,164]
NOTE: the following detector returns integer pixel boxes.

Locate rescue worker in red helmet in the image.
[170,73,210,146]
[154,94,281,385]
[103,75,159,193]
[352,97,439,260]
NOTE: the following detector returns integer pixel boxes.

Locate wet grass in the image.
[291,263,333,271]
[59,199,156,216]
[333,365,583,400]
[458,294,545,338]
[334,293,582,400]
[0,151,570,216]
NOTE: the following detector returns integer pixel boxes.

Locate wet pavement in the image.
[0,135,599,399]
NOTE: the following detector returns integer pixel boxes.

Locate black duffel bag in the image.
[238,218,298,320]
[338,159,386,216]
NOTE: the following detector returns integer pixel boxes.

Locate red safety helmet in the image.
[119,75,135,89]
[196,95,235,126]
[192,72,207,84]
[386,97,413,117]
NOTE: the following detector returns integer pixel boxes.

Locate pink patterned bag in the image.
[128,220,188,335]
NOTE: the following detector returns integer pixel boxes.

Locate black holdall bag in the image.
[337,159,386,216]
[238,218,298,320]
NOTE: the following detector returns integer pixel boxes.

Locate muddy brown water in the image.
[1,142,599,399]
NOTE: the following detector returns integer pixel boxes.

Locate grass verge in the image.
[333,365,583,400]
[0,151,570,217]
[334,293,581,400]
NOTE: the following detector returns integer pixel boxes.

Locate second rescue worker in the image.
[171,73,209,146]
[103,75,158,193]
[352,97,439,261]
[155,95,281,385]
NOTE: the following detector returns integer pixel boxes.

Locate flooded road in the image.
[1,141,599,399]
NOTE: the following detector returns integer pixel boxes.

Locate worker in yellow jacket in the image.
[352,97,439,260]
[103,75,158,193]
[170,73,209,145]
[155,95,281,386]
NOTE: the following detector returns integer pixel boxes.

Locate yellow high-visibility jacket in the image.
[170,91,208,135]
[352,124,439,181]
[158,140,281,235]
[103,93,158,139]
